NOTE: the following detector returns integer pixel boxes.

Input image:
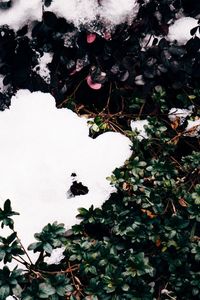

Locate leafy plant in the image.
[0,0,200,299]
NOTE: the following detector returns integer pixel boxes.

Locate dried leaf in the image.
[171,116,180,129]
[168,134,180,145]
[141,209,157,219]
[122,182,130,191]
[178,198,188,207]
[156,239,161,247]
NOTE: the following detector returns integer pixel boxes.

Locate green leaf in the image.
[28,242,42,251]
[3,199,11,213]
[39,283,56,297]
[43,243,53,254]
[22,296,34,300]
[122,284,130,291]
[0,250,5,261]
[77,208,88,216]
[0,285,10,299]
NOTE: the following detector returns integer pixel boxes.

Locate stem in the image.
[42,0,45,15]
[12,256,27,266]
[58,79,84,108]
[15,232,33,265]
[100,83,112,114]
[34,264,79,275]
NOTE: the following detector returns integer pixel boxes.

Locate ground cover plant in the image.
[0,0,200,299]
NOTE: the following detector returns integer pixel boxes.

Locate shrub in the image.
[0,1,200,299]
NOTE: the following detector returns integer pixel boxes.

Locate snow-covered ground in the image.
[0,0,139,31]
[0,0,199,276]
[0,1,198,45]
[0,0,42,31]
[0,90,132,259]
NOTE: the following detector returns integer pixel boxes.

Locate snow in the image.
[168,17,199,45]
[0,0,139,31]
[48,0,139,28]
[44,247,65,265]
[33,52,53,84]
[168,107,193,125]
[168,108,199,137]
[0,74,5,92]
[48,0,99,28]
[99,0,139,26]
[184,119,200,137]
[0,90,132,263]
[130,119,149,140]
[0,0,42,31]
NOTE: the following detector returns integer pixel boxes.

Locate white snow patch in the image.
[48,0,139,28]
[0,0,139,31]
[44,247,65,265]
[130,119,149,140]
[168,17,199,45]
[0,75,5,92]
[184,119,200,137]
[48,0,99,28]
[168,107,193,125]
[0,0,42,31]
[99,0,139,26]
[33,52,53,84]
[0,90,132,258]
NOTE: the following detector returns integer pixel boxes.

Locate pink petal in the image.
[86,75,102,90]
[87,33,96,44]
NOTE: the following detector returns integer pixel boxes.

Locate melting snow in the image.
[0,0,139,31]
[130,119,149,140]
[184,119,200,137]
[0,90,132,257]
[33,52,53,84]
[168,107,193,125]
[48,0,139,29]
[44,247,65,265]
[168,17,199,45]
[0,0,42,31]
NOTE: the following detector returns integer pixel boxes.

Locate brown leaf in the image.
[141,209,157,219]
[178,198,188,207]
[122,182,132,192]
[171,116,180,130]
[155,239,161,247]
[168,134,180,145]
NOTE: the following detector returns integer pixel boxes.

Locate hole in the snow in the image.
[69,181,89,196]
[71,172,77,177]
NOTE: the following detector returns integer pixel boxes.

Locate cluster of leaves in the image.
[0,0,200,115]
[0,115,199,299]
[64,123,199,299]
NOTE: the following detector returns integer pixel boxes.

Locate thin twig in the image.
[58,79,84,108]
[100,83,112,114]
[12,256,27,266]
[15,232,33,265]
[35,264,79,276]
